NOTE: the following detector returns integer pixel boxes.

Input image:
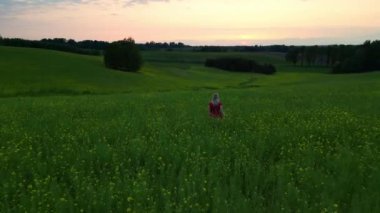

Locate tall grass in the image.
[1,46,379,212]
[1,82,379,212]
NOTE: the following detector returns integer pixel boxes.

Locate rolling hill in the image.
[1,46,348,97]
[1,45,380,212]
[0,46,290,97]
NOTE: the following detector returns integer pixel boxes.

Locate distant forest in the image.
[1,36,379,73]
[0,36,291,54]
[285,41,380,73]
[0,37,190,55]
[0,37,107,55]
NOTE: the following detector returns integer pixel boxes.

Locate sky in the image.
[0,0,380,45]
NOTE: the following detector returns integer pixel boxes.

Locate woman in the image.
[209,93,224,118]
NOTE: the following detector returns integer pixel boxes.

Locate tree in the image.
[285,47,299,65]
[67,39,76,46]
[332,40,380,73]
[304,46,318,66]
[104,38,143,72]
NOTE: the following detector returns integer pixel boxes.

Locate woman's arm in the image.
[220,105,224,118]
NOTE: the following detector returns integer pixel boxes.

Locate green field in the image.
[1,46,380,212]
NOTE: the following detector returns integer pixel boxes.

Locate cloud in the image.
[124,0,170,7]
[0,0,170,16]
[0,0,92,16]
[0,0,85,8]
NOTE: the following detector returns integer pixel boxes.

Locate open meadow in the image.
[1,46,380,212]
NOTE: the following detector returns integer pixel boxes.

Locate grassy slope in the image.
[1,46,289,96]
[0,46,334,97]
[1,46,380,212]
[1,83,379,212]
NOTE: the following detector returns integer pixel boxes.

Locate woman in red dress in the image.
[209,93,224,118]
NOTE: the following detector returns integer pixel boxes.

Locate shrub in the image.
[104,38,142,72]
[205,57,276,75]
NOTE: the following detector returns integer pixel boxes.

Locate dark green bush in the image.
[104,38,143,72]
[205,57,276,75]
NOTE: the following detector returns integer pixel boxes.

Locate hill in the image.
[1,46,380,212]
[0,46,337,97]
[0,46,292,97]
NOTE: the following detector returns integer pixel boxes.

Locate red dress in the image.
[209,102,223,118]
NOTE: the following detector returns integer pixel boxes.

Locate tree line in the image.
[0,37,106,55]
[138,41,188,50]
[0,37,190,54]
[196,45,289,53]
[1,37,291,54]
[285,41,380,73]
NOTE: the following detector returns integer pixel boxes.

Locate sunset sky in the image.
[1,0,380,45]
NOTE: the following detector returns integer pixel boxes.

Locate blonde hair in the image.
[211,93,220,105]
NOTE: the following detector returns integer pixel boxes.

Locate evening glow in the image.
[1,0,380,45]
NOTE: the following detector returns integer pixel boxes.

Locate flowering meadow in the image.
[1,80,379,212]
[1,46,380,212]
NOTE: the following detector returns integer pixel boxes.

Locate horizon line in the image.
[0,35,374,47]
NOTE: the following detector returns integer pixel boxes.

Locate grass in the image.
[0,46,380,212]
[1,46,283,96]
[0,46,328,96]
